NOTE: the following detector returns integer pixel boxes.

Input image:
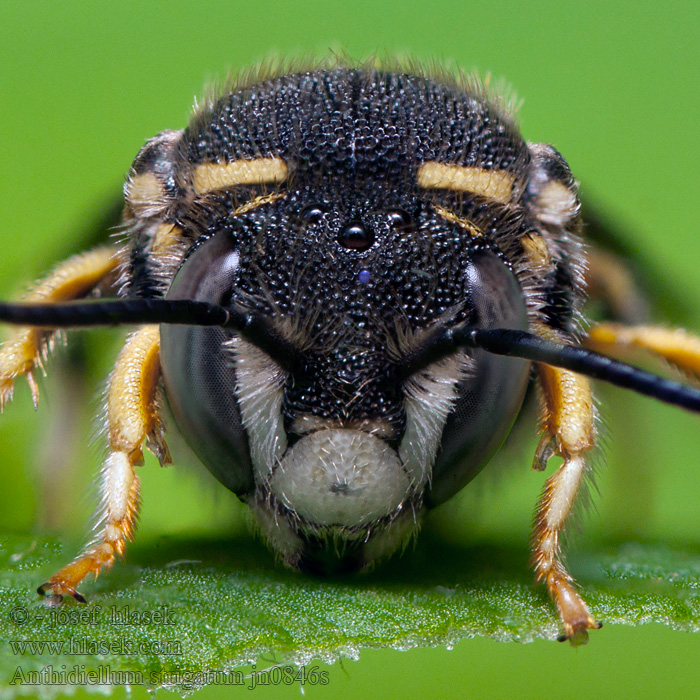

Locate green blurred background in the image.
[1,1,699,698]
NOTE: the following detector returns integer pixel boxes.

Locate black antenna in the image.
[401,323,700,413]
[1,298,699,414]
[457,327,700,413]
[0,298,231,328]
[0,299,303,372]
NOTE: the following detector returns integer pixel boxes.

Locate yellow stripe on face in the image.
[432,205,483,237]
[417,162,514,203]
[232,191,287,217]
[193,157,288,194]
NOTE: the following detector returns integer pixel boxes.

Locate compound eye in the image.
[426,251,531,506]
[338,221,375,251]
[160,232,254,496]
[387,208,415,233]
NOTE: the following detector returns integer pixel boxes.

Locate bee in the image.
[2,60,700,645]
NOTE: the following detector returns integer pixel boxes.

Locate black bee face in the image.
[157,69,538,570]
[5,60,699,641]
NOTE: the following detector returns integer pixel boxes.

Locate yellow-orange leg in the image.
[38,325,168,604]
[0,246,121,410]
[532,350,600,644]
[586,323,700,381]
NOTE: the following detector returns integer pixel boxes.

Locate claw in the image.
[38,569,92,606]
[533,431,558,471]
[557,617,602,646]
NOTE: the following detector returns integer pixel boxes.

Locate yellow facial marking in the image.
[233,191,287,217]
[193,157,288,194]
[432,205,483,237]
[417,162,514,203]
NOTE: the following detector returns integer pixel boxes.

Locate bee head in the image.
[4,67,698,577]
[158,69,533,570]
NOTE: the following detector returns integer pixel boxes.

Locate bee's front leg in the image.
[531,327,601,644]
[0,246,121,409]
[38,324,169,604]
[586,323,700,380]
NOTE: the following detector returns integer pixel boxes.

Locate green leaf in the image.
[1,534,699,697]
